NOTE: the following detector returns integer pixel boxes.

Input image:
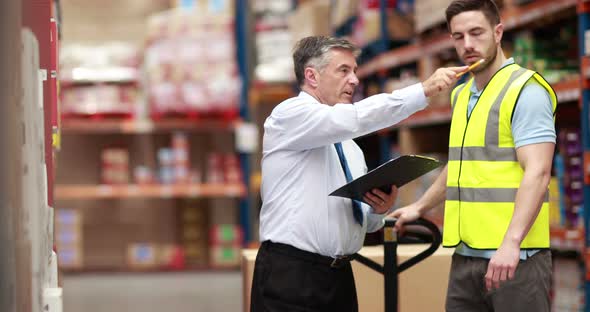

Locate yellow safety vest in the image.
[444,63,557,249]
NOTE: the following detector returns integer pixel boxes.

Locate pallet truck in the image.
[353,218,442,312]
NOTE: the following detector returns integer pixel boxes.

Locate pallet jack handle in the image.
[353,218,442,312]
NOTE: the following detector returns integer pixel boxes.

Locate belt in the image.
[263,241,355,269]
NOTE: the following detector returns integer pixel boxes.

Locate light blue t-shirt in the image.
[454,58,555,260]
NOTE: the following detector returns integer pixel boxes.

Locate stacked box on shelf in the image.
[383,70,421,93]
[134,165,156,185]
[171,132,190,183]
[331,0,416,36]
[414,0,453,33]
[101,148,130,184]
[145,8,240,119]
[555,128,584,229]
[179,202,209,266]
[126,242,185,270]
[59,43,141,118]
[206,153,224,183]
[59,43,141,78]
[552,257,584,311]
[287,0,331,43]
[60,84,139,118]
[55,209,83,269]
[331,0,359,32]
[253,0,296,83]
[157,243,185,269]
[150,131,203,185]
[206,153,243,184]
[415,0,505,33]
[512,28,579,84]
[126,243,158,269]
[224,154,243,184]
[210,224,243,268]
[351,0,414,47]
[158,132,193,184]
[170,0,233,12]
[158,147,176,184]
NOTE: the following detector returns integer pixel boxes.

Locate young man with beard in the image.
[390,0,556,311]
[250,36,466,312]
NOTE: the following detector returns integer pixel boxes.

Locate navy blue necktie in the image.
[334,142,364,226]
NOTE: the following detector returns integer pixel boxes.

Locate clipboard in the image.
[329,155,443,202]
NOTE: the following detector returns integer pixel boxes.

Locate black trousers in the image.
[250,241,359,312]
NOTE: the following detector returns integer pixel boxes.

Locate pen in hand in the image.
[455,58,485,78]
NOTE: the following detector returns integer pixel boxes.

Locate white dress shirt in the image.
[259,83,427,257]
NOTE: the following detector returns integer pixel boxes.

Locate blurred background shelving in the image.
[53,0,253,275]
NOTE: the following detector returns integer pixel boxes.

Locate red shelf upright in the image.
[22,0,57,206]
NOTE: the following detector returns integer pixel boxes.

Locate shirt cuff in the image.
[368,205,395,216]
[366,206,395,233]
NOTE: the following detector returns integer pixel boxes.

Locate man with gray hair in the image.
[250,36,466,312]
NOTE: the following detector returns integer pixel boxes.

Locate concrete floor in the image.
[62,271,242,312]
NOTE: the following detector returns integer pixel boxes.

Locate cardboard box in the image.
[288,1,331,42]
[210,224,243,245]
[331,0,360,29]
[183,242,208,265]
[171,0,234,16]
[57,246,84,269]
[359,10,414,44]
[180,206,208,224]
[211,245,241,268]
[55,209,84,260]
[158,244,185,269]
[101,148,130,184]
[55,209,82,227]
[241,245,453,312]
[415,0,453,33]
[127,243,158,268]
[55,228,82,246]
[178,204,209,266]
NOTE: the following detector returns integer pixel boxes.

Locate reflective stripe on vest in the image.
[443,63,556,249]
[447,187,549,202]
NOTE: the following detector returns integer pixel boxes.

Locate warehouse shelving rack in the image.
[53,1,256,272]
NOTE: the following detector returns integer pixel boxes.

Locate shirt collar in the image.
[298,90,320,103]
[469,57,515,95]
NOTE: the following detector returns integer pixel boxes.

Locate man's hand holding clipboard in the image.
[329,155,443,205]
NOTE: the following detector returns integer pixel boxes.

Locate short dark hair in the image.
[292,36,360,87]
[445,0,501,29]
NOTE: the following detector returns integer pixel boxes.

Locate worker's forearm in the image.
[415,165,448,215]
[503,168,551,245]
